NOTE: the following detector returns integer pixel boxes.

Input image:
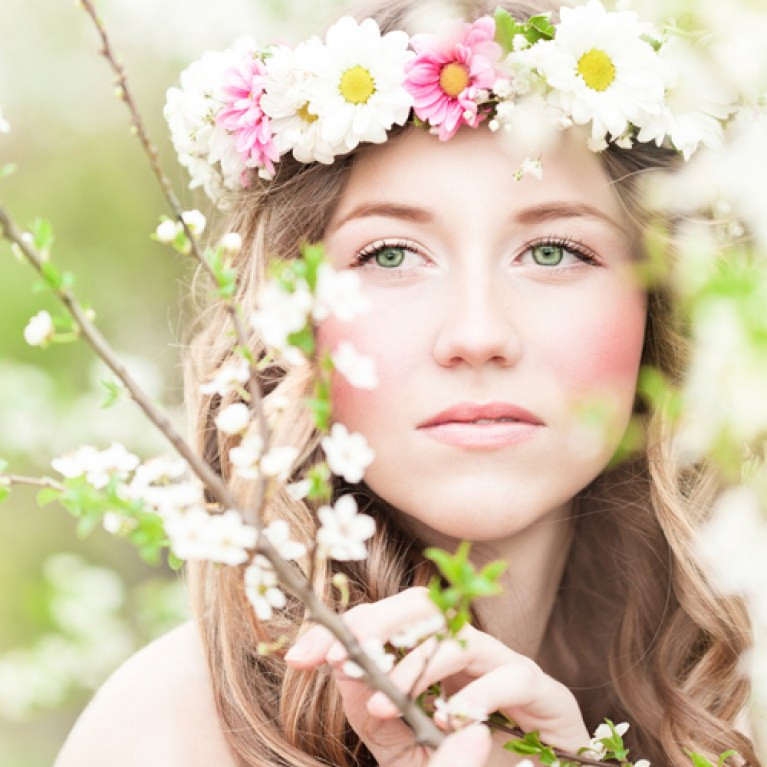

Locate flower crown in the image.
[164,0,734,207]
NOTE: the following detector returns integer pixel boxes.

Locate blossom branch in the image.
[77,0,270,495]
[0,201,445,750]
[0,475,65,491]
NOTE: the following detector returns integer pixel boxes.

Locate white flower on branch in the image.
[317,494,375,561]
[286,479,311,500]
[200,357,250,396]
[229,435,264,480]
[244,555,287,620]
[260,446,299,482]
[164,507,257,565]
[263,519,306,560]
[250,280,313,355]
[51,443,140,489]
[155,219,181,244]
[390,613,446,649]
[218,232,243,255]
[181,209,206,237]
[321,423,374,483]
[313,264,371,322]
[341,638,395,679]
[0,107,9,134]
[23,310,55,347]
[331,341,378,390]
[434,696,488,726]
[215,402,251,435]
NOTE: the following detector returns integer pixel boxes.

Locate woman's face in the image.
[319,126,646,544]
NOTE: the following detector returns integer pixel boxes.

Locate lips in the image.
[418,401,544,429]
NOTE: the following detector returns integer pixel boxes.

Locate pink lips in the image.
[417,401,544,449]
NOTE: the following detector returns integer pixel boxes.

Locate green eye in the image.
[531,244,565,266]
[375,246,406,268]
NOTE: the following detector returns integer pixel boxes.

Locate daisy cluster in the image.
[164,0,734,205]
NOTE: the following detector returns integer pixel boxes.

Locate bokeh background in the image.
[0,1,342,763]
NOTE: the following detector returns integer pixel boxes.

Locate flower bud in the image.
[219,232,243,255]
[155,219,180,244]
[24,310,55,347]
[181,209,206,237]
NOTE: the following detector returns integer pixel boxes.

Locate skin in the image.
[289,125,648,765]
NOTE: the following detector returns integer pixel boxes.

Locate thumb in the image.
[429,725,492,767]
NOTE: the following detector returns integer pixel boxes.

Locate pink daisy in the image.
[404,17,502,141]
[217,56,280,182]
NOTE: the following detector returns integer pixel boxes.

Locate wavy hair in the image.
[182,1,759,764]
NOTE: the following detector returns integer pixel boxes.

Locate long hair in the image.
[182,1,759,764]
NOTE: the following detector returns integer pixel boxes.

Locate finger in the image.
[285,587,439,668]
[429,726,492,767]
[439,668,589,752]
[366,628,519,715]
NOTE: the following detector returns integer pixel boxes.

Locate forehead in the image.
[329,126,627,231]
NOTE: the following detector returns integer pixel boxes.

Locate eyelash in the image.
[350,237,600,270]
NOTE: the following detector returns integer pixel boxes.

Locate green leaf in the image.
[37,487,61,507]
[0,163,16,179]
[689,754,715,767]
[494,8,525,54]
[167,551,184,571]
[0,486,9,504]
[288,326,315,355]
[32,217,54,253]
[41,260,63,290]
[717,751,739,767]
[528,13,555,40]
[99,378,125,408]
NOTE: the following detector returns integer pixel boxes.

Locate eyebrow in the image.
[329,200,628,235]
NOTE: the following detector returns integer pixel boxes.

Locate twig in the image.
[0,475,65,491]
[0,202,444,750]
[77,0,270,523]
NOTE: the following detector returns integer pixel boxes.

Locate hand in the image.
[284,587,589,767]
[430,725,492,767]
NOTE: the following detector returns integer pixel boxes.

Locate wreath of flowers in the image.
[164,0,736,206]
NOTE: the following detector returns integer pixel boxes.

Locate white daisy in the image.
[261,39,340,164]
[317,494,376,561]
[526,0,666,143]
[306,16,414,153]
[635,37,734,160]
[321,423,375,484]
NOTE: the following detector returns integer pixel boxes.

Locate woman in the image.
[55,0,759,765]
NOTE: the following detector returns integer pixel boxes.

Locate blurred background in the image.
[0,0,341,763]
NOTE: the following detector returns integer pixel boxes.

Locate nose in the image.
[432,270,522,369]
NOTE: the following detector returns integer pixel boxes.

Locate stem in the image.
[77,0,270,526]
[0,475,65,491]
[0,208,445,751]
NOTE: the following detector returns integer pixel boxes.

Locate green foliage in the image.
[504,729,574,766]
[0,485,9,504]
[424,541,506,635]
[205,245,238,299]
[688,750,740,767]
[0,162,17,179]
[494,7,554,54]
[306,462,331,502]
[99,378,126,408]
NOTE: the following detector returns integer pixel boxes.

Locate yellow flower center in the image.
[577,49,616,92]
[439,62,470,97]
[297,103,318,124]
[339,65,376,104]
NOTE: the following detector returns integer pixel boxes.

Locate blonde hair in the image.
[182,1,760,764]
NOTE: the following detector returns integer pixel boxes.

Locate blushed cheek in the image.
[545,291,647,396]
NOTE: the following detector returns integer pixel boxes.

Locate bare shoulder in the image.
[54,620,240,767]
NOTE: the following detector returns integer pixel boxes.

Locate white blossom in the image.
[313,264,371,322]
[286,479,311,500]
[164,507,257,565]
[218,232,243,255]
[0,106,9,134]
[321,423,374,483]
[331,341,378,389]
[433,696,488,725]
[215,402,251,435]
[250,279,313,354]
[341,637,395,679]
[181,209,206,236]
[51,443,139,489]
[200,357,250,396]
[390,614,446,649]
[263,519,306,560]
[23,311,55,347]
[244,556,286,620]
[317,494,375,561]
[229,435,264,480]
[155,219,181,244]
[259,445,299,482]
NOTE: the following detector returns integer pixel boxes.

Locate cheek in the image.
[539,284,647,395]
